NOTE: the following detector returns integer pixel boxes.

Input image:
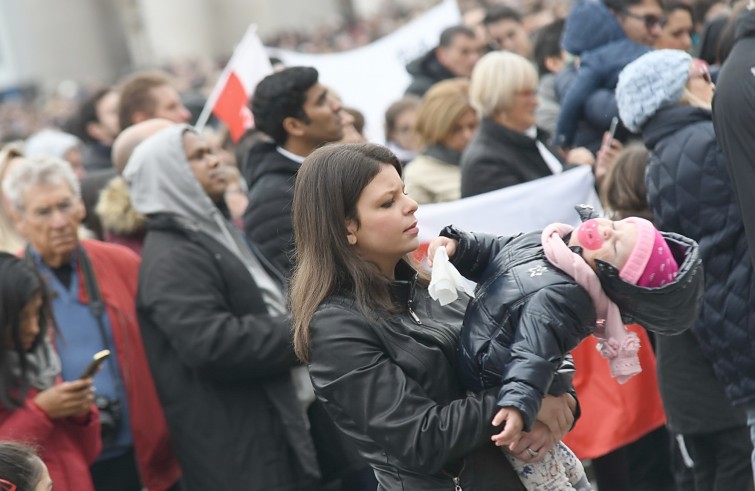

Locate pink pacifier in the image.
[576,219,604,250]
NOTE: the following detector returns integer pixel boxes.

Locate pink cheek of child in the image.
[576,219,604,250]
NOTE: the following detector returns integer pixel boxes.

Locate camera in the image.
[95,396,122,447]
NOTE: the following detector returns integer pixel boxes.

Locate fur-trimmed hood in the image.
[95,176,146,234]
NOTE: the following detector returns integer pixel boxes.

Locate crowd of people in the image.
[0,0,754,490]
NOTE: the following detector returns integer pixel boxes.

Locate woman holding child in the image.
[290,143,702,490]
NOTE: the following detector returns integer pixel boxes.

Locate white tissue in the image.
[428,247,475,305]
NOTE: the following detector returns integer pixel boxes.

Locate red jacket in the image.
[76,240,181,490]
[0,389,100,491]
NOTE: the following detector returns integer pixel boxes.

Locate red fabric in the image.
[78,240,181,491]
[0,387,100,491]
[562,324,666,460]
[211,71,253,143]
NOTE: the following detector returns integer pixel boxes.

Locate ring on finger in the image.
[526,448,538,457]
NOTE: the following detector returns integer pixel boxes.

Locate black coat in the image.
[441,226,590,432]
[137,214,320,491]
[242,142,299,276]
[713,9,755,267]
[308,262,526,491]
[460,118,563,198]
[644,105,755,411]
[404,49,455,98]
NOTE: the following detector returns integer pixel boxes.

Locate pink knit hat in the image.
[619,217,679,287]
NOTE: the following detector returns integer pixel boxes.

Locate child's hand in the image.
[427,237,458,266]
[491,406,524,447]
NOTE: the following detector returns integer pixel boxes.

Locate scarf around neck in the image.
[8,335,61,392]
[541,223,641,383]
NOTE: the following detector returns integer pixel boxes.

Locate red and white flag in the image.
[196,25,272,142]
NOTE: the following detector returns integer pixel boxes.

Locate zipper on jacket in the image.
[407,297,422,325]
[452,475,463,491]
[407,299,422,326]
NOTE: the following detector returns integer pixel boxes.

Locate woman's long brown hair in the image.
[290,143,403,362]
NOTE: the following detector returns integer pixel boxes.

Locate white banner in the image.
[416,166,603,243]
[269,0,461,143]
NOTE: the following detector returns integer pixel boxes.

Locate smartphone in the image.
[608,117,620,142]
[79,349,110,379]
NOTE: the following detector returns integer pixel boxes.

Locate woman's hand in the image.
[537,393,576,441]
[427,237,458,266]
[505,420,559,463]
[595,132,624,187]
[34,379,94,419]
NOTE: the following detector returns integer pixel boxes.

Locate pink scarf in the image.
[541,223,641,384]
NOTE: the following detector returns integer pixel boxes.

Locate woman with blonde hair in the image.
[461,51,585,198]
[404,79,478,204]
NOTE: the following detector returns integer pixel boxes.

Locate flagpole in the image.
[195,24,259,132]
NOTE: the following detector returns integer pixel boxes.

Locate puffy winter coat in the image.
[644,104,755,407]
[443,226,592,432]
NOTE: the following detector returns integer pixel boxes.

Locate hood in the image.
[735,8,755,41]
[574,205,703,336]
[642,105,712,149]
[124,124,221,232]
[94,176,146,234]
[562,0,625,56]
[243,141,300,187]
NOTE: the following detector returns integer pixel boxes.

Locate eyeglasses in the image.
[0,478,17,491]
[26,197,77,222]
[622,10,665,30]
[690,59,712,84]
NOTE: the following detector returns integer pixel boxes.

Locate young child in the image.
[428,208,701,490]
[0,442,53,491]
[0,253,100,491]
[554,0,651,152]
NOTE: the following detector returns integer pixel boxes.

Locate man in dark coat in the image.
[713,6,755,267]
[404,25,480,97]
[125,124,321,491]
[711,6,755,477]
[243,66,344,277]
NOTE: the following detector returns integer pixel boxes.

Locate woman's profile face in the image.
[5,294,43,352]
[568,218,638,271]
[346,164,420,277]
[686,60,715,105]
[440,108,479,152]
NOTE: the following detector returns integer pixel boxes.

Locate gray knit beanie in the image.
[616,50,693,133]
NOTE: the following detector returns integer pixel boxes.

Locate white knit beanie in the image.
[616,50,693,133]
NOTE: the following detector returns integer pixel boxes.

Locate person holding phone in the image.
[0,253,100,491]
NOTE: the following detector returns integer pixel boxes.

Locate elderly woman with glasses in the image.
[460,51,593,198]
[554,0,664,154]
[617,48,755,491]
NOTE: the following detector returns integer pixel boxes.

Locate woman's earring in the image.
[347,235,356,245]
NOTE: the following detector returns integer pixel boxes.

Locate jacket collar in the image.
[480,118,545,149]
[389,260,418,308]
[642,105,711,149]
